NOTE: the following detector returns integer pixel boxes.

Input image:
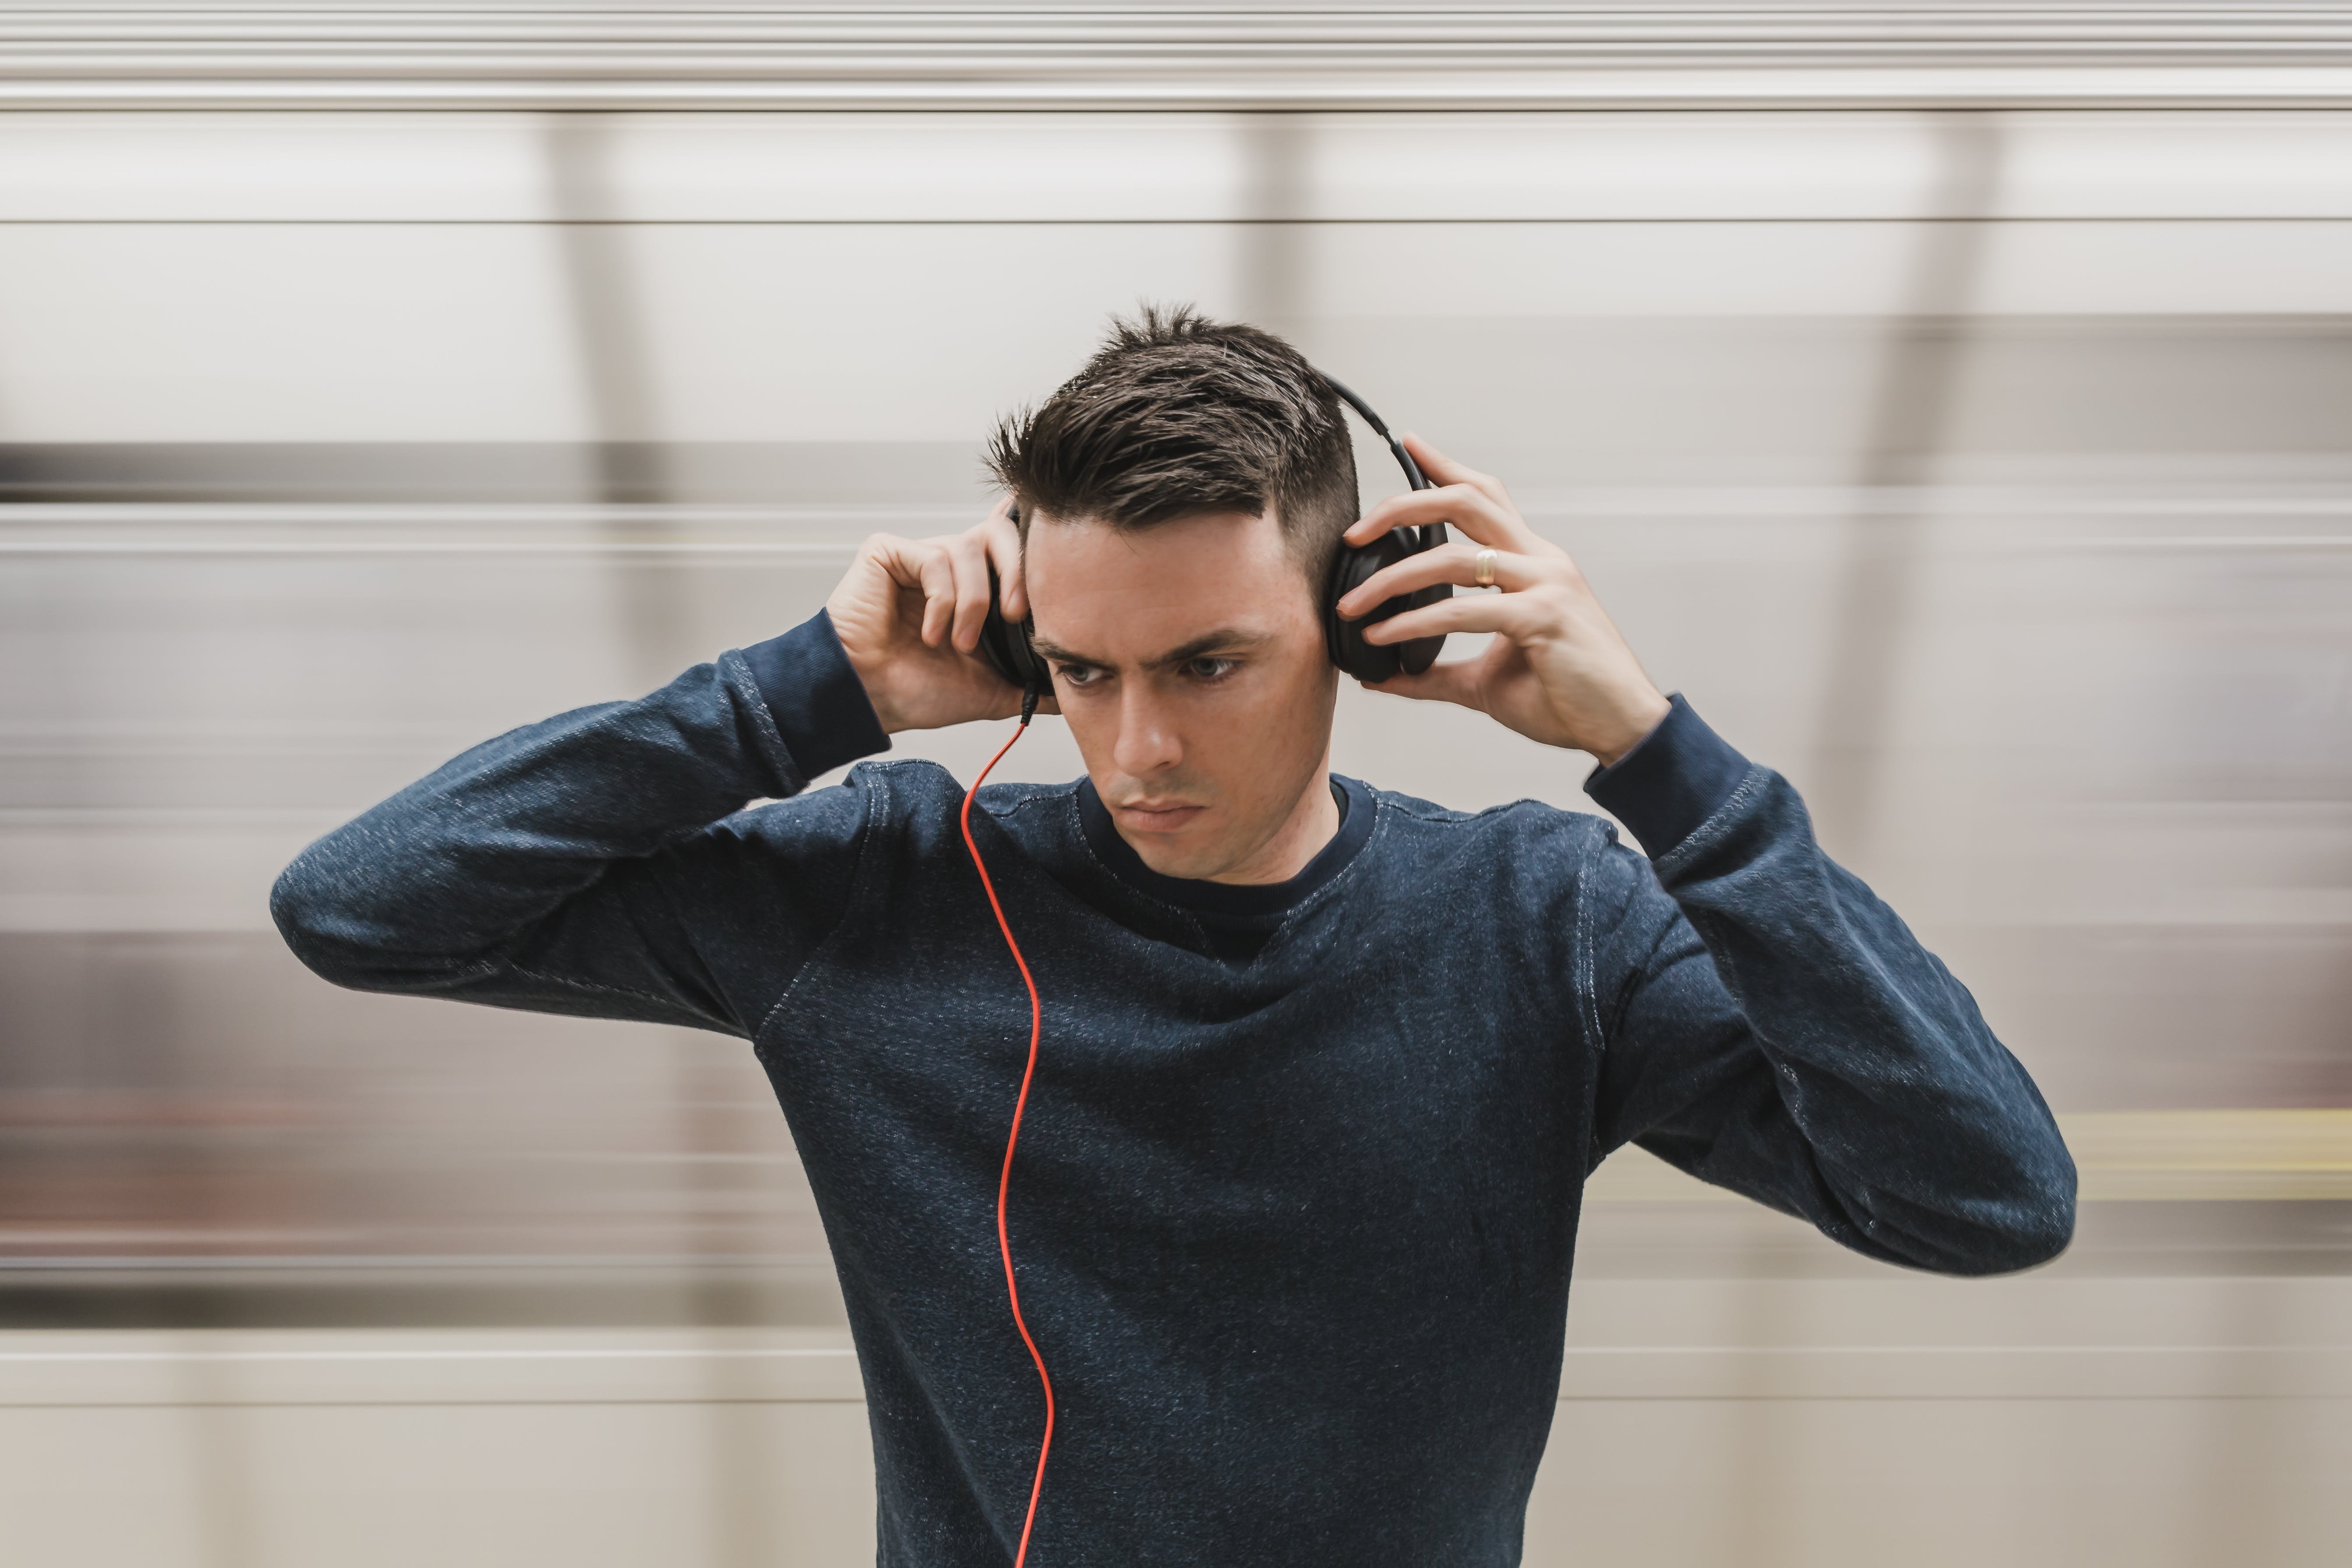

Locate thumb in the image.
[1359,657,1485,711]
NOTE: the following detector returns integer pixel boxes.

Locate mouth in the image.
[1111,800,1209,834]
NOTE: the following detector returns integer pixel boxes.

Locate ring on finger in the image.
[1474,548,1499,588]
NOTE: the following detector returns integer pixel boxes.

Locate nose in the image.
[1110,684,1184,780]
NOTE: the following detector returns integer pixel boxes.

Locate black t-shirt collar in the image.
[1075,774,1375,920]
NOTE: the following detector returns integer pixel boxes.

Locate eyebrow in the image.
[1027,628,1272,671]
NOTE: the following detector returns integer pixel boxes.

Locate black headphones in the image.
[976,372,1450,698]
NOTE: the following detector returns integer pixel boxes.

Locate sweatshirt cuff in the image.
[740,609,890,783]
[1583,694,1751,858]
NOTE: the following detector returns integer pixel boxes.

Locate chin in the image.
[1128,831,1231,882]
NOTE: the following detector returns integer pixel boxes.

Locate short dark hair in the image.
[987,305,1357,589]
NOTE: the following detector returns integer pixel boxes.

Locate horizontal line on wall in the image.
[0,74,2346,114]
[4,1341,2348,1406]
[0,540,864,557]
[8,536,2351,558]
[0,1346,853,1365]
[9,1395,2336,1412]
[1,1395,2345,1411]
[1,216,2347,227]
[0,1253,843,1273]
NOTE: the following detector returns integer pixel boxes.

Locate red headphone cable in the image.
[959,701,1055,1568]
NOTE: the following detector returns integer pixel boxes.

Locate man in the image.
[273,308,2074,1567]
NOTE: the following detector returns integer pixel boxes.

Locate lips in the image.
[1111,801,1207,833]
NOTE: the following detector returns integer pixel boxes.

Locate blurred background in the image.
[2,3,2349,1564]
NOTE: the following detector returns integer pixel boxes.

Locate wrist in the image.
[1583,688,1672,768]
[1582,694,1753,858]
[841,649,906,734]
[741,610,893,775]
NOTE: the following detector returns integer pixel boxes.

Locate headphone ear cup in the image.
[978,568,1045,696]
[1325,536,1399,682]
[1393,575,1451,676]
[1325,529,1450,682]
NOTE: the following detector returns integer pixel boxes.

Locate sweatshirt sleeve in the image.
[1582,698,2077,1276]
[269,610,891,1038]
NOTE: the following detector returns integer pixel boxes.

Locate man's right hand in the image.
[825,498,1047,735]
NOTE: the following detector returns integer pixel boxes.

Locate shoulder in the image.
[1367,782,1616,852]
[664,773,880,875]
[1363,781,1655,913]
[783,758,1077,860]
[845,756,964,814]
[651,759,975,892]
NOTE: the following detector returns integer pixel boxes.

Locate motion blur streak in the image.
[1,4,2349,1566]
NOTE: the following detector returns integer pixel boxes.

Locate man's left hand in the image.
[1335,435,1671,766]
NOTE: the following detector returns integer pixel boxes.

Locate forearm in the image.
[271,610,889,990]
[1592,702,2075,1273]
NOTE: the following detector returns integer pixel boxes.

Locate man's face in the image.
[1022,508,1336,882]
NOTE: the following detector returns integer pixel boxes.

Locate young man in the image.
[274,309,2074,1567]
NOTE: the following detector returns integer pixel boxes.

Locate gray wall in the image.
[1,21,2349,1565]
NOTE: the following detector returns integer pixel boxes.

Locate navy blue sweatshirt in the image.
[271,611,2075,1568]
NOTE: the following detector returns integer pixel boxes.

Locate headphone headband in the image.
[1317,373,1429,494]
[977,365,1449,695]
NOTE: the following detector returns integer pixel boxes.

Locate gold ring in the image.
[1474,548,1498,588]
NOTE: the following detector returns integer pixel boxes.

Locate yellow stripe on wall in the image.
[1584,1110,2352,1204]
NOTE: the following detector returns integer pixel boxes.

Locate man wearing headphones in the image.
[274,308,2074,1568]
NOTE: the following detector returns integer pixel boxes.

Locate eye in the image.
[1053,663,1103,688]
[1183,657,1241,683]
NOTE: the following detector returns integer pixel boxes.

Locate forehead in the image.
[1023,509,1315,657]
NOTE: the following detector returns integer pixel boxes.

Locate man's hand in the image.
[1335,437,1671,766]
[825,499,1048,734]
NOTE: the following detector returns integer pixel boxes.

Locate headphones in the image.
[975,373,1451,696]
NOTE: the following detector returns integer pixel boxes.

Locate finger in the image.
[1399,432,1514,511]
[1335,542,1536,621]
[866,533,957,646]
[864,532,925,588]
[943,530,995,653]
[1359,656,1487,711]
[984,500,1028,621]
[1361,589,1548,647]
[1343,483,1541,555]
[911,544,957,648]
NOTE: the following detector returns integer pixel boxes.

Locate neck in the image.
[1202,760,1341,886]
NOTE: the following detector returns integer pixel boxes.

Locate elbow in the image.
[1841,1134,2078,1278]
[1984,1112,2081,1273]
[269,851,395,993]
[270,845,503,998]
[1930,1147,2079,1277]
[269,855,344,982]
[1959,1185,2075,1276]
[2007,1154,2080,1271]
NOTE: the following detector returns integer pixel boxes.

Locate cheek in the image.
[1055,686,1117,750]
[1262,646,1340,718]
[1221,658,1337,763]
